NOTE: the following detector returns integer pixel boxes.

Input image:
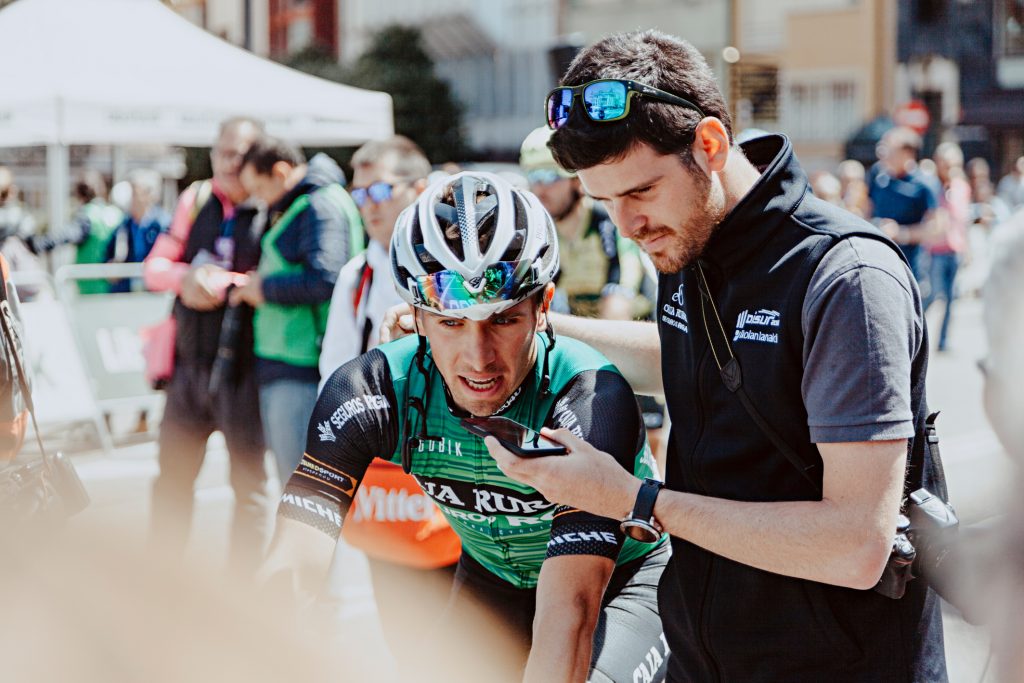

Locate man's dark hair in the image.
[240,135,306,175]
[549,30,731,172]
[74,170,107,203]
[351,135,431,181]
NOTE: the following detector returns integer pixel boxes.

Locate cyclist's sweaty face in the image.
[417,296,546,417]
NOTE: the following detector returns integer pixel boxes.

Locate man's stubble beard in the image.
[641,169,727,274]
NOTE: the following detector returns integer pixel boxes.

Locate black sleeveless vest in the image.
[657,135,946,682]
[173,190,263,372]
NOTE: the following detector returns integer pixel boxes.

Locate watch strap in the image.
[629,477,663,524]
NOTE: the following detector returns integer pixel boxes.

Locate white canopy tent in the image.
[0,0,394,225]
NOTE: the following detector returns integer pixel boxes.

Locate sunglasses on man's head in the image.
[545,78,706,130]
[351,181,402,208]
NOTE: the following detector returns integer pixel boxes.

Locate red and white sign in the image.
[893,100,931,135]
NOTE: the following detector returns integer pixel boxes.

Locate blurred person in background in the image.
[106,168,170,293]
[967,157,1011,229]
[809,170,842,206]
[144,117,270,575]
[28,169,122,295]
[234,136,362,487]
[520,126,667,463]
[318,135,459,673]
[519,126,649,320]
[922,142,970,352]
[0,166,43,300]
[996,156,1024,210]
[868,126,939,282]
[980,218,1024,682]
[960,158,1012,296]
[838,159,871,218]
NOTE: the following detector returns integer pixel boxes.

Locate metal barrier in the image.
[12,264,174,453]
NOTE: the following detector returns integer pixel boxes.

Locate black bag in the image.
[0,256,89,522]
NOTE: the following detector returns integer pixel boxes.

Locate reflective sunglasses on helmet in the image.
[545,78,706,130]
[414,261,535,316]
[351,181,400,208]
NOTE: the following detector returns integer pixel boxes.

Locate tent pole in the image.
[46,142,69,232]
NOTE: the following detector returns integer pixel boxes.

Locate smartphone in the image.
[460,416,568,457]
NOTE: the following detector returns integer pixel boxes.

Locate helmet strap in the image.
[540,315,556,397]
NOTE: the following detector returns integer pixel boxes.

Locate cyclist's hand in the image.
[485,428,641,521]
[380,303,415,343]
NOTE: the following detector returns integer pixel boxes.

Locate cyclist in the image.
[260,171,669,683]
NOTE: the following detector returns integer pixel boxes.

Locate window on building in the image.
[731,64,780,130]
[998,0,1024,57]
[781,78,860,143]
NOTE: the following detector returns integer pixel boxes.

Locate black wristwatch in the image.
[620,478,664,543]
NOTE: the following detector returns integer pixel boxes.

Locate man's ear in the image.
[536,283,556,331]
[412,178,429,195]
[691,117,731,175]
[271,160,292,181]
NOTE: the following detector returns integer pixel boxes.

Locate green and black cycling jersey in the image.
[280,333,664,589]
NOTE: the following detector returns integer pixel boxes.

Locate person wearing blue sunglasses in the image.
[489,29,949,683]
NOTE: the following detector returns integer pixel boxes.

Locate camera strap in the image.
[694,262,822,494]
[0,276,47,462]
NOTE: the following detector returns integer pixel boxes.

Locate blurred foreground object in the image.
[0,251,90,523]
[980,215,1024,682]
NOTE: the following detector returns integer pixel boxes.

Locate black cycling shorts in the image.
[428,542,671,683]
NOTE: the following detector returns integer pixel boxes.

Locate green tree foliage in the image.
[344,25,468,163]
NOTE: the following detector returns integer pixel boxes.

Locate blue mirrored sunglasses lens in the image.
[368,182,394,203]
[547,89,574,129]
[351,182,394,208]
[582,81,628,121]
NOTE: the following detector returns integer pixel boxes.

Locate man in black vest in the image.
[487,30,947,681]
[144,117,270,574]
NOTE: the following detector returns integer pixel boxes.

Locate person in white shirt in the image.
[319,137,432,388]
[315,136,460,674]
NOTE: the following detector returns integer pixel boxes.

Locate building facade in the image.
[897,0,1024,174]
[732,0,896,171]
[339,0,559,156]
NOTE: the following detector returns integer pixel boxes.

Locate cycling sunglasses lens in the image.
[350,187,368,208]
[527,169,562,186]
[582,81,628,121]
[416,262,520,311]
[368,182,394,204]
[546,88,574,129]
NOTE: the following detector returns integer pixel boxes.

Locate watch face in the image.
[621,520,660,544]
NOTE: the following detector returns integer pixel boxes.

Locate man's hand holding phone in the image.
[481,423,641,519]
[460,416,568,457]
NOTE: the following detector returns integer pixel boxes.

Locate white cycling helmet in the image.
[390,171,560,321]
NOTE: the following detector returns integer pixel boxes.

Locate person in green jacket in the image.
[29,170,123,295]
[233,135,364,486]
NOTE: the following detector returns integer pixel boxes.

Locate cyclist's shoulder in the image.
[551,336,616,370]
[548,337,626,395]
[374,335,422,380]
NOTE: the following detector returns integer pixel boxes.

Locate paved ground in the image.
[60,297,1010,682]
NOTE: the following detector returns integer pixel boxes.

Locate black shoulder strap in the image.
[694,262,822,494]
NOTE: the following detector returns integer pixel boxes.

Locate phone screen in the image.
[460,416,568,457]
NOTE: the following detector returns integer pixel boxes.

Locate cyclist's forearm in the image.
[525,604,596,683]
[548,313,663,394]
[259,516,337,596]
